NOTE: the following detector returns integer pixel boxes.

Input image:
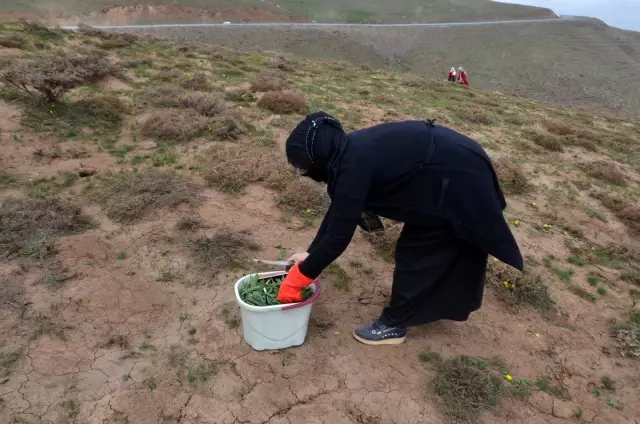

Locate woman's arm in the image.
[307,203,332,253]
[298,154,374,279]
[298,195,366,279]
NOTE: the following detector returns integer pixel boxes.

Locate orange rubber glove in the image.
[277,263,314,303]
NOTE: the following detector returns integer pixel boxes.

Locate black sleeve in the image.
[299,151,374,279]
[307,203,332,253]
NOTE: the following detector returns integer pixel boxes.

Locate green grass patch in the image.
[535,376,571,399]
[343,10,377,23]
[22,95,125,139]
[324,262,350,291]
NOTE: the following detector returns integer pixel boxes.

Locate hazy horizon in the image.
[496,0,640,31]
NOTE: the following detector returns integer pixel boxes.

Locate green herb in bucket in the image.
[240,274,313,306]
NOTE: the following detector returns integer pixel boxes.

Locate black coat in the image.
[298,121,523,279]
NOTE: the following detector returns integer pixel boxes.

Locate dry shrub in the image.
[122,58,153,69]
[209,113,250,140]
[180,72,211,91]
[456,108,493,125]
[613,322,640,358]
[250,69,288,92]
[144,85,186,107]
[189,227,259,272]
[526,124,563,152]
[154,69,182,82]
[20,20,65,40]
[144,86,225,117]
[88,170,199,223]
[1,196,93,259]
[432,356,505,423]
[203,143,288,195]
[486,261,554,313]
[179,91,226,117]
[77,23,137,44]
[492,157,533,195]
[141,109,207,141]
[0,34,29,49]
[429,80,449,92]
[402,76,427,89]
[596,193,640,232]
[82,93,127,123]
[258,90,309,115]
[544,120,576,136]
[266,54,295,72]
[277,178,329,217]
[1,50,119,102]
[621,271,640,286]
[99,39,133,50]
[580,161,626,186]
[225,88,256,103]
[363,222,403,262]
[566,130,599,151]
[175,216,204,231]
[542,120,600,151]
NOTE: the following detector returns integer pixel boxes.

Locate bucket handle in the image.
[281,280,321,311]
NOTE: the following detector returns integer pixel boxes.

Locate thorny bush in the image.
[1,50,119,103]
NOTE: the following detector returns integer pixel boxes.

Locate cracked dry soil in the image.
[1,56,639,424]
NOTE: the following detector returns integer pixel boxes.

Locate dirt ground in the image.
[1,23,639,424]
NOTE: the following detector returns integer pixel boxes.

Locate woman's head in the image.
[285,111,345,183]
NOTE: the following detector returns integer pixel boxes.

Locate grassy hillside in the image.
[0,0,555,24]
[148,19,640,115]
[1,21,639,424]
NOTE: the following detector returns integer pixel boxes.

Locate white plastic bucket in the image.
[234,270,320,351]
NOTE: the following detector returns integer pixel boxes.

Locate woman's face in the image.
[290,164,308,177]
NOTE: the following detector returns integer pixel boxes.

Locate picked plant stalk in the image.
[240,274,313,306]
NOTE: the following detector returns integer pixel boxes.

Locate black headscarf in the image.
[285,111,347,195]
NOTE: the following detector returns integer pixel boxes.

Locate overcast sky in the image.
[496,0,640,31]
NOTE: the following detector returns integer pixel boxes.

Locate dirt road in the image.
[61,15,574,30]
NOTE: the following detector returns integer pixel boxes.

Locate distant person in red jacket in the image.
[448,67,457,82]
[457,67,469,86]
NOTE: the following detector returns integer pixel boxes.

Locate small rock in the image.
[552,399,578,419]
[357,297,371,305]
[78,167,97,177]
[139,141,157,150]
[0,377,9,385]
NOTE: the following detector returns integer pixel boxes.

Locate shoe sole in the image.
[352,331,406,345]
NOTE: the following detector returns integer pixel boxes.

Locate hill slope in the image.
[0,0,555,24]
[1,21,640,424]
[141,19,640,115]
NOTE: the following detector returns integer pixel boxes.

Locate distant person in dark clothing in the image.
[448,67,457,82]
[457,66,469,85]
[277,112,523,345]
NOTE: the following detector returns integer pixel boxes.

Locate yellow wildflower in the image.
[505,374,513,382]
